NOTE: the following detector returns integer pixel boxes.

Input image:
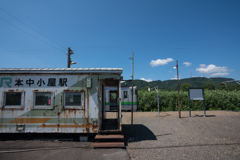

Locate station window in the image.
[64,92,83,109]
[33,92,53,109]
[124,91,128,98]
[2,91,24,109]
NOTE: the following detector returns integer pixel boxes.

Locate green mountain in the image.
[122,77,236,91]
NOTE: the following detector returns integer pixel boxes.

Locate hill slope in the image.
[122,77,234,91]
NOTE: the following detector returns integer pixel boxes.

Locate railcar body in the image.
[0,68,123,134]
[105,86,137,112]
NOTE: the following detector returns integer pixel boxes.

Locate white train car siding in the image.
[105,86,137,112]
[0,68,122,134]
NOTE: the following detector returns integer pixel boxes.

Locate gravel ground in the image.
[0,140,129,160]
[107,111,240,160]
[0,111,239,160]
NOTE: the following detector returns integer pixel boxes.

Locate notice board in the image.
[189,88,204,100]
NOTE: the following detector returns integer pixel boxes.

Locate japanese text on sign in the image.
[14,78,68,87]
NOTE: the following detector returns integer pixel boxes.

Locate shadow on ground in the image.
[194,114,216,117]
[232,110,240,112]
[127,142,240,149]
[1,124,163,146]
[0,133,96,142]
[181,114,216,118]
[122,124,158,146]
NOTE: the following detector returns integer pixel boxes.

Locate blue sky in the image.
[1,0,239,81]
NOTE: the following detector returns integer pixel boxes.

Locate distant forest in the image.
[122,77,240,91]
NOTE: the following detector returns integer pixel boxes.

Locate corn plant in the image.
[137,90,240,111]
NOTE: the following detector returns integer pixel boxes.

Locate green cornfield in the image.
[137,90,240,112]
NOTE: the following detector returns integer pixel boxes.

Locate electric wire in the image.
[0,8,66,50]
[1,43,239,55]
[1,9,239,54]
[0,49,65,54]
[72,43,240,49]
[0,18,65,54]
[0,51,65,55]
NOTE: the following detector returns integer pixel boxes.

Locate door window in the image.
[124,91,128,98]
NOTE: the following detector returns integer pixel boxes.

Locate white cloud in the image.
[200,64,206,68]
[140,78,152,82]
[196,64,230,76]
[183,62,192,67]
[170,78,181,80]
[171,75,181,80]
[150,58,174,67]
[211,72,229,76]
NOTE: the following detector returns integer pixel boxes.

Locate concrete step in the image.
[105,110,118,112]
[93,142,125,148]
[95,134,124,140]
[99,130,122,134]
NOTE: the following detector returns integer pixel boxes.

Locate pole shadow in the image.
[194,114,216,117]
[0,133,95,142]
[122,124,159,146]
[180,115,216,118]
[231,110,240,112]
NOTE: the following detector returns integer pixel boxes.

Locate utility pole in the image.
[129,52,134,140]
[176,60,181,118]
[67,47,76,68]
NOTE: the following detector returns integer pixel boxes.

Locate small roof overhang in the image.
[0,68,123,74]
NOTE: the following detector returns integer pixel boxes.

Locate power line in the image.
[72,43,240,49]
[3,44,239,54]
[71,45,240,51]
[0,51,65,55]
[0,49,65,54]
[0,18,65,54]
[0,8,66,49]
[0,52,61,55]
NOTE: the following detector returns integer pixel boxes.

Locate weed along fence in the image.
[0,68,123,137]
[137,90,240,112]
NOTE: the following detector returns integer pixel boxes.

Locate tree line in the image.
[123,77,239,91]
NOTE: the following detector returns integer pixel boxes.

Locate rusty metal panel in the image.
[0,68,123,134]
[0,74,99,133]
[118,80,122,131]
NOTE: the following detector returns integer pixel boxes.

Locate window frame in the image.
[1,90,25,110]
[32,90,54,110]
[63,90,85,110]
